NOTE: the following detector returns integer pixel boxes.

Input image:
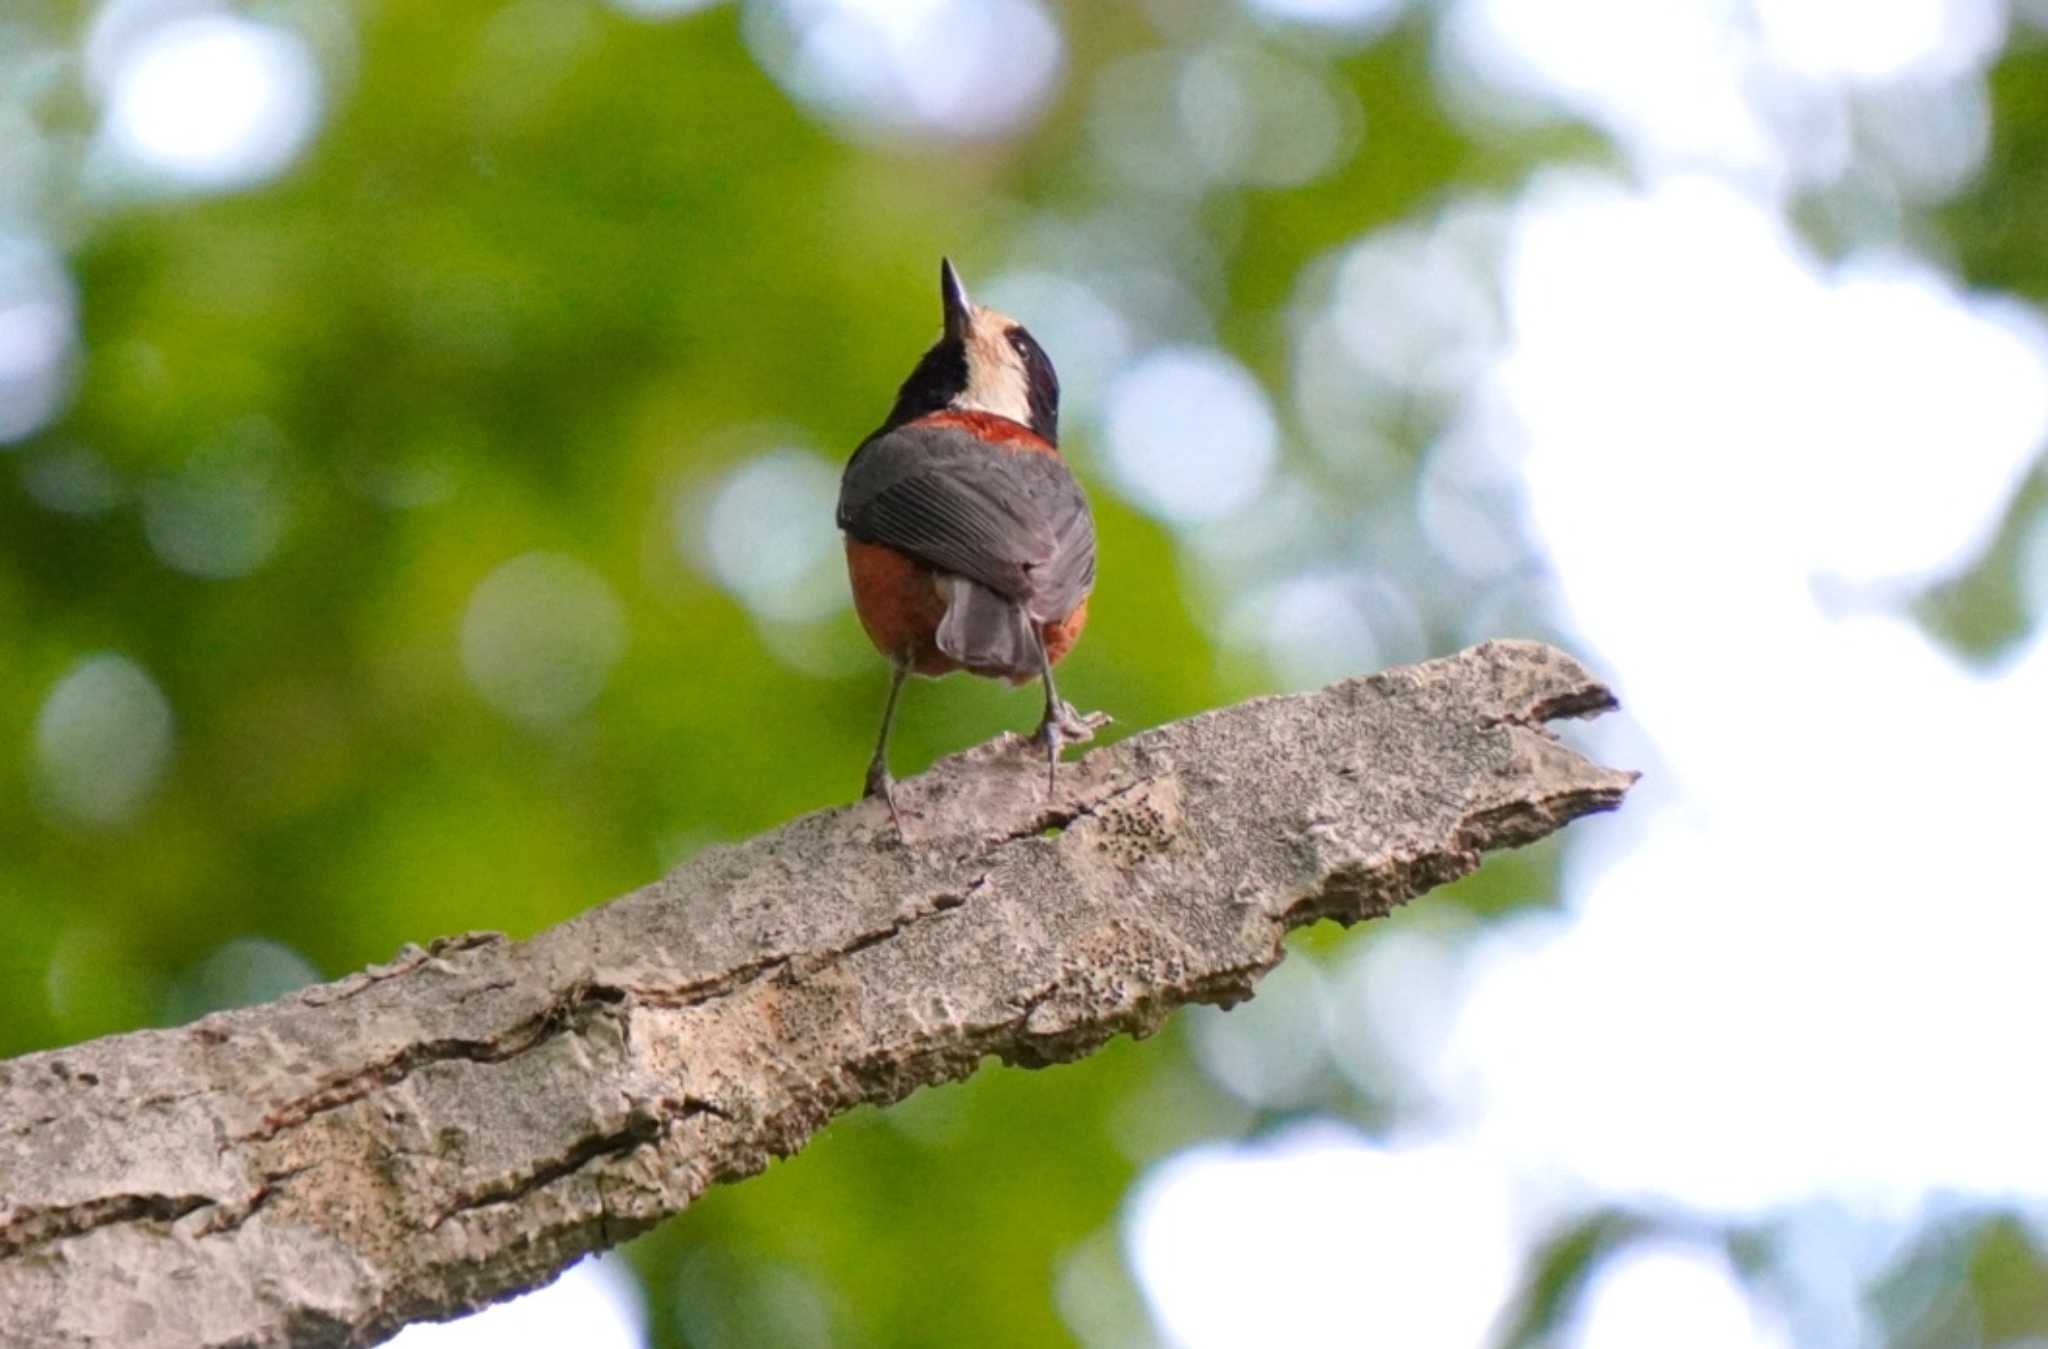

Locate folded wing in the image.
[838,422,1096,639]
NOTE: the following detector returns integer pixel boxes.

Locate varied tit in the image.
[836,258,1099,827]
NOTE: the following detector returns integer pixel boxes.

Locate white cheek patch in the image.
[957,318,1033,425]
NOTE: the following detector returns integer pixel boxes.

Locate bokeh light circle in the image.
[101,12,321,190]
[461,553,628,725]
[689,448,846,624]
[746,0,1063,141]
[1563,1241,1789,1349]
[1244,0,1409,29]
[1126,1124,1520,1349]
[33,652,176,827]
[0,235,79,445]
[143,431,291,579]
[1188,956,1332,1108]
[388,1254,646,1348]
[1177,46,1357,190]
[1102,347,1278,526]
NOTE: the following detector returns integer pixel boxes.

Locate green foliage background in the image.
[6,1,2048,1345]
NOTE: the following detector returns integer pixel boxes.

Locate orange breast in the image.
[845,538,955,676]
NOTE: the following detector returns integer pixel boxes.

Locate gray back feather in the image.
[838,422,1095,625]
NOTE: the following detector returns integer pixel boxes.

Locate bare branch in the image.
[0,640,1635,1349]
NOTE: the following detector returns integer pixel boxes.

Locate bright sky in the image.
[1126,2,2048,1347]
[385,1255,645,1349]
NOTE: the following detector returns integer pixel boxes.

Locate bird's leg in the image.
[1031,629,1077,796]
[864,660,910,832]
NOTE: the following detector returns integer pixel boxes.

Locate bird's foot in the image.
[1052,701,1109,744]
[1033,705,1111,796]
[863,760,904,837]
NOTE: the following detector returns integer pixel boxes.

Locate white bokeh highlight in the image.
[1438,0,2004,196]
[179,936,322,1011]
[1176,47,1357,190]
[1223,568,1428,691]
[1187,956,1332,1109]
[0,235,79,444]
[745,0,1062,140]
[33,652,176,827]
[689,448,846,624]
[1129,5,2048,1344]
[2022,505,2048,622]
[1449,174,2048,1208]
[1751,0,2003,84]
[1327,214,1504,398]
[1326,916,1478,1113]
[1125,1124,1521,1349]
[1416,392,1534,582]
[98,9,322,190]
[387,1254,645,1349]
[1243,0,1410,33]
[1440,0,1779,175]
[1501,173,2048,595]
[1563,1241,1792,1349]
[461,553,628,725]
[1091,47,1357,196]
[607,0,720,18]
[1102,347,1278,526]
[1854,74,1992,203]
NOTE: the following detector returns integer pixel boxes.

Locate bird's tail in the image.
[934,576,1036,677]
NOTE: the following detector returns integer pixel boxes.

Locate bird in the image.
[837,258,1099,825]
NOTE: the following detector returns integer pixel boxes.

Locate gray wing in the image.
[838,423,1095,621]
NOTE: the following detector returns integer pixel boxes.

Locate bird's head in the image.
[881,259,1060,444]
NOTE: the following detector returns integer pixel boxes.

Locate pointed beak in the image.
[941,257,972,341]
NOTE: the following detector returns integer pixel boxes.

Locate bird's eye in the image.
[1009,326,1051,376]
[1006,328,1055,386]
[1006,325,1061,441]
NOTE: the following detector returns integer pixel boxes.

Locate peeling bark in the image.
[0,640,1635,1348]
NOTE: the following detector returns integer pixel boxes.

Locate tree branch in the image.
[0,640,1635,1348]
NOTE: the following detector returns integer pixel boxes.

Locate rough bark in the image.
[0,640,1635,1348]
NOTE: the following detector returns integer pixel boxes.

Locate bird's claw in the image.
[1053,700,1106,742]
[1034,704,1110,797]
[863,761,904,837]
[1038,702,1109,746]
